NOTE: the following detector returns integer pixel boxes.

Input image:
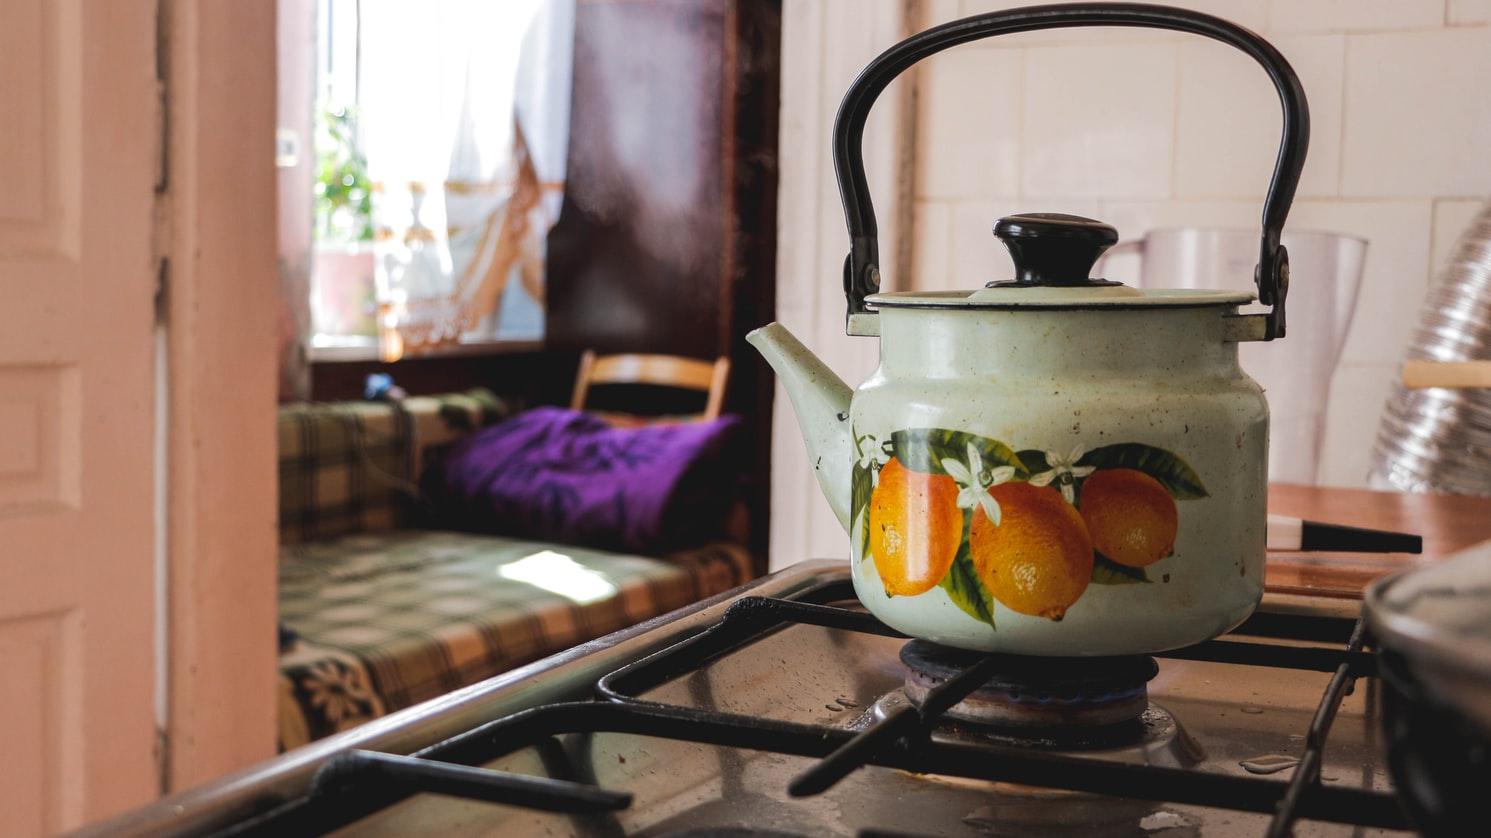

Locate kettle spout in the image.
[746,322,854,533]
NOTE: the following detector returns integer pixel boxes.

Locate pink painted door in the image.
[0,0,162,832]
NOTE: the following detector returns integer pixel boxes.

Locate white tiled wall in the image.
[911,0,1491,487]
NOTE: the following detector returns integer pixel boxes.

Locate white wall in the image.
[769,0,912,569]
[769,0,1491,568]
[912,0,1491,487]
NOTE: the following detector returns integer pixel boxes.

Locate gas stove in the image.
[91,560,1409,837]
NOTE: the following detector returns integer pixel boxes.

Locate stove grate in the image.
[225,581,1406,836]
[311,750,632,813]
[1263,616,1372,838]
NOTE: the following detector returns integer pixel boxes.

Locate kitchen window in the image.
[300,0,572,362]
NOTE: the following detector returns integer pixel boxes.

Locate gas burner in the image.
[899,640,1160,731]
[862,691,1202,769]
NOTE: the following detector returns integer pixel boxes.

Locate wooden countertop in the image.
[1266,483,1491,599]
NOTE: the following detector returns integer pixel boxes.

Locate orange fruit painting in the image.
[868,457,963,596]
[968,482,1094,620]
[1078,468,1178,568]
[854,428,1205,628]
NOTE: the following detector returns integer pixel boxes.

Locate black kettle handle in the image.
[835,2,1309,339]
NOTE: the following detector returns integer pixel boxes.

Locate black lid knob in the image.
[990,213,1122,288]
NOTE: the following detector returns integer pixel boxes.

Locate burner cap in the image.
[900,640,1158,730]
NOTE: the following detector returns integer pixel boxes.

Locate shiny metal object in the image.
[1373,200,1491,495]
[77,565,845,838]
[864,692,1203,769]
[1365,539,1491,833]
[758,3,1311,656]
[899,640,1158,728]
[328,574,1396,837]
[85,561,1403,838]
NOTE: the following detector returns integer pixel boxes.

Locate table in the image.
[1265,483,1491,599]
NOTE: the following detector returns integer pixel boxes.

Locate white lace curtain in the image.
[357,0,574,360]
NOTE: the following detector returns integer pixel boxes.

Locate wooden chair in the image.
[570,351,731,422]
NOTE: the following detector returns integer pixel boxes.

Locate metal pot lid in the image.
[868,213,1254,310]
[1366,539,1491,679]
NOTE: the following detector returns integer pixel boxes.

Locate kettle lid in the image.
[866,212,1253,310]
[990,212,1124,288]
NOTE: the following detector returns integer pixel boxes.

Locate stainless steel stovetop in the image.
[89,561,1408,837]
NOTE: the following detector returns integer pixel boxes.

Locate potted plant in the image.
[311,104,377,340]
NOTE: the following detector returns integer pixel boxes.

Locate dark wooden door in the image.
[548,0,780,561]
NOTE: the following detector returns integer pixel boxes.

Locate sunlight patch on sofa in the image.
[497,550,619,604]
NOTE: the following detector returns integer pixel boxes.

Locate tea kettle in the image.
[748,3,1309,655]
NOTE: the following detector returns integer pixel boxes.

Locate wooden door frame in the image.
[157,0,279,792]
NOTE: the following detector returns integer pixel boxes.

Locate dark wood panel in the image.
[728,0,781,561]
[547,0,780,562]
[549,0,733,357]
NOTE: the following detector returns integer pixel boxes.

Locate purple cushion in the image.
[427,407,743,553]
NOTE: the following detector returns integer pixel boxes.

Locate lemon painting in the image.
[850,428,1209,628]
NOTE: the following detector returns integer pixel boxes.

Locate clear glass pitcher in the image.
[1099,229,1367,485]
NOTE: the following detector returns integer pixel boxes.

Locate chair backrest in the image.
[570,350,731,421]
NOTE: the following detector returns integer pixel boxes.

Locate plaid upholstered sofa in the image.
[275,391,754,749]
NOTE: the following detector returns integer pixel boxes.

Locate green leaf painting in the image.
[1077,443,1210,500]
[937,512,996,627]
[1015,449,1051,476]
[1090,552,1152,585]
[851,462,874,563]
[891,428,1027,479]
